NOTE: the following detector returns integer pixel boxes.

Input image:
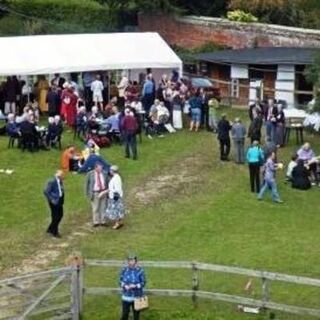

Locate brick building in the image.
[197,47,317,107]
[139,14,320,107]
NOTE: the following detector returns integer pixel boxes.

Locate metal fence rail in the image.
[85,259,320,318]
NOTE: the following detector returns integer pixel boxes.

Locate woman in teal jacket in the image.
[246,140,265,193]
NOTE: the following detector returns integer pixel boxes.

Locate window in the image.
[231,79,240,98]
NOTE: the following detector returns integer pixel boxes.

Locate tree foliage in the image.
[229,0,320,28]
[174,0,227,16]
[0,0,116,35]
[1,0,320,36]
[227,10,258,23]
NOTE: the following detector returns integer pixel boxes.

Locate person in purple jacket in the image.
[297,142,319,186]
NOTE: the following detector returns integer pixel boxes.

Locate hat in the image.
[62,82,70,89]
[110,165,119,172]
[127,253,137,261]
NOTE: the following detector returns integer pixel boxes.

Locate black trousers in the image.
[249,162,261,193]
[47,202,64,236]
[84,87,92,111]
[118,97,125,110]
[121,301,140,320]
[142,94,154,114]
[202,105,209,130]
[219,138,230,160]
[124,132,137,159]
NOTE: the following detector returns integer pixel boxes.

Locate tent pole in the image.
[27,75,30,103]
[108,71,111,103]
[179,64,183,78]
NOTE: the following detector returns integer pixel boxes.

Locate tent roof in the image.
[0,32,182,76]
[197,47,319,65]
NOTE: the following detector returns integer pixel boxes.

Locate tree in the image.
[229,0,320,28]
[296,0,320,29]
[0,0,116,35]
[175,0,227,16]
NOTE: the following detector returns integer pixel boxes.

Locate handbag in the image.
[113,192,120,201]
[134,296,149,311]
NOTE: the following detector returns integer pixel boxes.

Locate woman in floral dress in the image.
[105,165,125,229]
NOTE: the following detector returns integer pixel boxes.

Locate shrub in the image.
[227,10,258,23]
[4,0,113,33]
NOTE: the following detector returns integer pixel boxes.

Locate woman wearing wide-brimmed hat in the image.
[105,165,125,229]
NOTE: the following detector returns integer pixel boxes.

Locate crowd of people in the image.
[216,100,320,204]
[1,70,318,226]
[1,71,220,158]
[1,70,319,320]
[4,105,63,151]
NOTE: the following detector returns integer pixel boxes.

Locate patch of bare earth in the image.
[129,154,212,206]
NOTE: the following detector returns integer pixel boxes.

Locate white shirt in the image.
[157,105,170,118]
[22,84,31,96]
[56,178,63,197]
[91,80,104,95]
[286,161,297,178]
[117,77,129,97]
[108,173,123,199]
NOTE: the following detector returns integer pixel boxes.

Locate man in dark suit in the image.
[44,170,65,238]
[217,113,232,161]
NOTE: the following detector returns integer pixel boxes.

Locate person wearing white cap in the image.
[105,165,125,229]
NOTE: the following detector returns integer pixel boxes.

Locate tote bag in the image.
[134,296,149,311]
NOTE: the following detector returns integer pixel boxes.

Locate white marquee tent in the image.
[0,32,182,77]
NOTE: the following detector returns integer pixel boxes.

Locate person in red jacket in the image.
[121,108,138,160]
[60,84,78,127]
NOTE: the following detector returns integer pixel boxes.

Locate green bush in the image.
[227,10,258,23]
[0,15,25,36]
[4,0,113,33]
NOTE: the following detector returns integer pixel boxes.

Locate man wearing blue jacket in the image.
[78,149,110,173]
[44,170,64,238]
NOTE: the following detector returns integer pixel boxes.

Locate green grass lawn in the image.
[0,109,320,319]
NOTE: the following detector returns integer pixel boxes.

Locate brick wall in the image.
[138,14,320,49]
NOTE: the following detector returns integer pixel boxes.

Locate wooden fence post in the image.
[192,263,199,308]
[261,277,270,310]
[67,253,85,320]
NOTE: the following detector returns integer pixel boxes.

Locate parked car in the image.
[182,74,221,101]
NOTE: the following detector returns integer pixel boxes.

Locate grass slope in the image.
[0,109,319,319]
